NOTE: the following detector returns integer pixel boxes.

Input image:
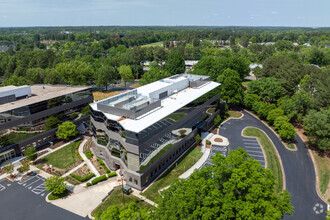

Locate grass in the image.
[42,140,80,169]
[243,127,283,194]
[228,110,242,118]
[163,113,187,121]
[311,151,330,196]
[141,145,203,202]
[92,188,152,217]
[207,108,215,114]
[141,42,163,48]
[7,132,41,144]
[130,83,141,88]
[242,80,252,89]
[285,142,295,150]
[92,91,123,101]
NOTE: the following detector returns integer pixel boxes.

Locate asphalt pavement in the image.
[217,108,327,219]
[0,175,86,220]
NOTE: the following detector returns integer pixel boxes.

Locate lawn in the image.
[92,188,152,217]
[141,145,203,202]
[243,127,283,194]
[7,132,42,144]
[207,108,215,114]
[285,142,295,150]
[312,151,330,198]
[92,91,123,101]
[228,110,242,118]
[130,83,141,88]
[163,112,187,121]
[141,42,163,48]
[42,140,80,169]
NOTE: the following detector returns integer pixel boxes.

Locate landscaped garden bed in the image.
[36,140,83,176]
[65,164,95,185]
[90,155,110,175]
[214,138,223,143]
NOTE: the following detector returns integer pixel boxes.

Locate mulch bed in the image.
[214,138,223,143]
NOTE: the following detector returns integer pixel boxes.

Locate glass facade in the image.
[0,89,92,125]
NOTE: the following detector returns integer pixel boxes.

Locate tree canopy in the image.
[165,50,185,75]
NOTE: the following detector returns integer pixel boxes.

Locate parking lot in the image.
[0,175,85,220]
[17,174,47,196]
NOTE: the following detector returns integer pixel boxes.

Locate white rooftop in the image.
[91,74,220,133]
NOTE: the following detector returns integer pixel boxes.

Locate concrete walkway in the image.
[49,178,119,217]
[179,132,228,179]
[62,162,86,177]
[78,138,100,177]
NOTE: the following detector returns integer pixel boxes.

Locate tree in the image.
[3,162,14,174]
[165,50,185,75]
[18,160,30,173]
[96,203,152,220]
[243,93,260,109]
[45,176,67,195]
[96,65,117,90]
[118,65,134,90]
[156,148,293,219]
[56,121,77,140]
[261,56,303,95]
[267,108,285,125]
[247,77,284,103]
[139,65,171,85]
[217,68,244,105]
[252,101,276,119]
[277,122,296,140]
[45,116,61,131]
[303,108,330,150]
[274,116,290,130]
[24,147,37,161]
[55,61,94,85]
[195,134,202,143]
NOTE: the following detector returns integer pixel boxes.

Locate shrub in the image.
[75,141,82,149]
[274,116,290,131]
[267,108,285,125]
[17,161,30,173]
[84,149,94,159]
[75,152,83,161]
[45,176,67,195]
[91,175,107,185]
[195,134,202,143]
[70,173,95,182]
[206,140,211,145]
[97,158,110,173]
[277,122,296,140]
[213,115,222,125]
[86,182,92,187]
[70,113,79,120]
[107,172,117,178]
[244,93,261,109]
[48,189,69,200]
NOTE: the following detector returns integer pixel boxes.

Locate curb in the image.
[241,126,286,190]
[244,110,297,152]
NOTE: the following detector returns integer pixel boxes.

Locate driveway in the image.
[0,176,85,220]
[217,108,327,219]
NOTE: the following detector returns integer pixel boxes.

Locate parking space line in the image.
[25,176,43,188]
[249,154,264,158]
[245,146,261,149]
[244,142,259,145]
[246,150,263,154]
[18,175,36,185]
[32,183,46,195]
[243,139,256,141]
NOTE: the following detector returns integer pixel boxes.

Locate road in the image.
[218,108,327,219]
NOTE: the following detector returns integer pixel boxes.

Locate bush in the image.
[267,108,285,125]
[97,158,110,173]
[70,113,79,120]
[70,173,95,182]
[75,152,83,161]
[274,116,290,131]
[48,189,69,200]
[86,182,92,187]
[75,141,82,150]
[244,93,261,109]
[84,149,94,159]
[195,134,202,143]
[91,175,107,185]
[206,140,211,145]
[107,172,117,178]
[17,161,30,173]
[45,176,67,195]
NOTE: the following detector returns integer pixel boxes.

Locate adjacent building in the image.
[90,74,220,190]
[0,85,93,164]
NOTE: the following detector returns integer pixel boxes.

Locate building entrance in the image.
[0,149,16,165]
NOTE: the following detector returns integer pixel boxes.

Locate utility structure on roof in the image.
[90,74,221,190]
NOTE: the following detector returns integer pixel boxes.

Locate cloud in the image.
[271,11,278,15]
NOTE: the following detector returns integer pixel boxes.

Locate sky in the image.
[0,0,329,27]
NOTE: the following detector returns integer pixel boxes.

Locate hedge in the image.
[75,140,82,150]
[84,149,94,159]
[107,172,117,178]
[75,152,83,161]
[91,175,107,185]
[70,173,95,182]
[97,158,110,173]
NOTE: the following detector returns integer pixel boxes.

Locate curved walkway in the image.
[78,138,100,177]
[219,108,326,219]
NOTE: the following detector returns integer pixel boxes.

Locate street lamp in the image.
[121,176,125,205]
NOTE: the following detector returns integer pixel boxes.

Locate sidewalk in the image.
[62,162,86,177]
[78,138,100,177]
[131,189,158,207]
